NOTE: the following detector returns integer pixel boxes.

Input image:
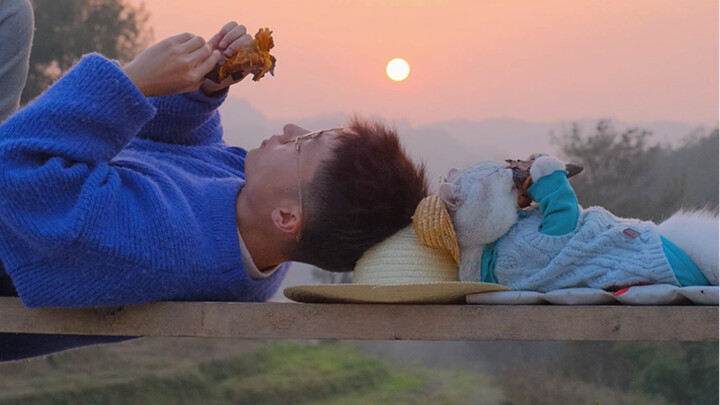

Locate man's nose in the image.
[282,123,309,139]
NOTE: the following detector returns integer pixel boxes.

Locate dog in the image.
[439,155,718,291]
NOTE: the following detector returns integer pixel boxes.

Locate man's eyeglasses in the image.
[281,128,343,241]
[281,127,344,151]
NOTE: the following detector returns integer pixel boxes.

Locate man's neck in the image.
[235,190,288,271]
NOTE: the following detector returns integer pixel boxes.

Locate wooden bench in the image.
[0,297,716,341]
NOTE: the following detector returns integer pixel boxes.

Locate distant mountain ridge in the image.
[219,98,712,190]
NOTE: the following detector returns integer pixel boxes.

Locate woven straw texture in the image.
[284,282,508,304]
[353,226,457,284]
[284,225,510,304]
[412,195,460,264]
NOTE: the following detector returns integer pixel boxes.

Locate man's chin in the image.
[245,146,259,161]
[243,148,257,174]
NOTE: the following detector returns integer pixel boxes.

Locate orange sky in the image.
[130,0,718,126]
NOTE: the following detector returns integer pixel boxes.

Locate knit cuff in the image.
[136,90,228,146]
[528,170,568,201]
[528,170,579,236]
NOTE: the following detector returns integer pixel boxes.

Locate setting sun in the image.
[386,58,410,82]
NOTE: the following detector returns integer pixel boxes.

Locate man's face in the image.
[243,124,342,206]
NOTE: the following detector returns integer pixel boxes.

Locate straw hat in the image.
[284,196,510,304]
[413,195,461,264]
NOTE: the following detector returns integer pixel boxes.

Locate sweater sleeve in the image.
[527,170,580,236]
[135,89,228,146]
[0,53,155,247]
[0,53,155,162]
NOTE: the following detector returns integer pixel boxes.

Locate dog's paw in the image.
[530,156,566,181]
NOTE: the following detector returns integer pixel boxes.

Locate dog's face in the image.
[439,161,520,247]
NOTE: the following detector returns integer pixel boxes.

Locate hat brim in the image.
[284,282,512,304]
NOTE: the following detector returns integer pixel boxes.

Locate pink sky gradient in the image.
[130,0,718,126]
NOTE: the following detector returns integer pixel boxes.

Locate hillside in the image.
[217,98,711,192]
[0,340,678,405]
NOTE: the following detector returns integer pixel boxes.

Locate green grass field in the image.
[0,339,685,404]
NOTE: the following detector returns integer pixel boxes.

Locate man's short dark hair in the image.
[293,117,428,271]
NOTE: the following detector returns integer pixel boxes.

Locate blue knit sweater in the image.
[0,53,288,308]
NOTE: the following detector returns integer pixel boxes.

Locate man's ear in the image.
[271,206,302,236]
[439,182,461,211]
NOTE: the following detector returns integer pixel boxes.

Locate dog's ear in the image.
[446,168,461,182]
[439,182,461,211]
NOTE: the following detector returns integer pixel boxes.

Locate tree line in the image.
[555,120,718,222]
[21,0,151,104]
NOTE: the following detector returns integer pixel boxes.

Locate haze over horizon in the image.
[131,0,718,128]
[217,96,713,196]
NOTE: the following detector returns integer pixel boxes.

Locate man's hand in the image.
[123,33,222,98]
[200,21,254,96]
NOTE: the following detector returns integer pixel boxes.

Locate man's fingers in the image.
[218,21,239,37]
[179,35,207,53]
[208,21,239,49]
[219,23,247,50]
[189,43,213,64]
[207,33,219,48]
[170,32,195,44]
[208,22,234,47]
[224,33,253,57]
[197,49,223,77]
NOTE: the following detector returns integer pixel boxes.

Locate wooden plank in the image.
[0,297,716,341]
